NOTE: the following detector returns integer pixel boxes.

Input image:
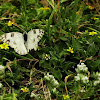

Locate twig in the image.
[78,21,90,29]
[3,79,11,91]
[80,55,100,63]
[41,78,47,100]
[65,74,73,95]
[30,59,39,83]
[11,18,25,32]
[6,58,39,73]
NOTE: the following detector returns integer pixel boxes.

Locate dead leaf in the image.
[6,61,13,73]
[9,12,20,18]
[2,9,11,16]
[40,0,49,7]
[0,17,9,20]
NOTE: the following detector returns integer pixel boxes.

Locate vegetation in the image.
[0,0,100,100]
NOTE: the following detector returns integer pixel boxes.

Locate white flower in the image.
[48,75,54,80]
[0,83,3,88]
[84,67,88,72]
[81,76,89,83]
[74,74,80,81]
[98,73,100,77]
[94,80,100,86]
[95,72,100,80]
[45,54,50,60]
[52,88,57,93]
[81,63,86,67]
[44,73,59,88]
[51,79,59,87]
[75,63,88,73]
[93,72,100,86]
[44,75,50,81]
[44,73,54,81]
[74,74,89,83]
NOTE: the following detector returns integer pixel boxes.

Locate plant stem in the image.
[21,0,28,31]
[72,0,79,34]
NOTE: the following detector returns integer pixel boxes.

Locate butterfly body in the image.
[0,29,44,55]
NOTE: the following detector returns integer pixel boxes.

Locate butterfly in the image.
[0,29,44,55]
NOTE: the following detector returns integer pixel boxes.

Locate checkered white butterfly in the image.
[0,29,44,55]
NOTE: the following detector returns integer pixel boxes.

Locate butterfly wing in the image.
[26,29,44,52]
[0,32,28,55]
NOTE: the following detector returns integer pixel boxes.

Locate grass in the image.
[0,0,100,100]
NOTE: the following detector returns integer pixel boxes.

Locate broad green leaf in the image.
[87,42,96,56]
[72,37,81,51]
[51,69,62,80]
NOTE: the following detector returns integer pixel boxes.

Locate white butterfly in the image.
[0,29,44,55]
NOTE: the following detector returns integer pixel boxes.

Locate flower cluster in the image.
[63,94,70,99]
[89,31,97,36]
[74,63,89,84]
[75,63,88,73]
[44,73,59,93]
[44,73,59,87]
[88,5,94,10]
[67,47,74,53]
[45,54,50,60]
[84,30,98,36]
[91,17,99,20]
[21,87,29,92]
[7,20,14,26]
[0,43,9,50]
[75,74,89,83]
[93,72,100,86]
[85,30,88,33]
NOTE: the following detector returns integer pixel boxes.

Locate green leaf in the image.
[27,0,35,5]
[87,42,96,56]
[62,61,76,71]
[72,37,81,51]
[60,0,68,3]
[51,69,62,80]
[49,51,57,57]
[59,37,67,41]
[59,50,70,58]
[92,60,100,70]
